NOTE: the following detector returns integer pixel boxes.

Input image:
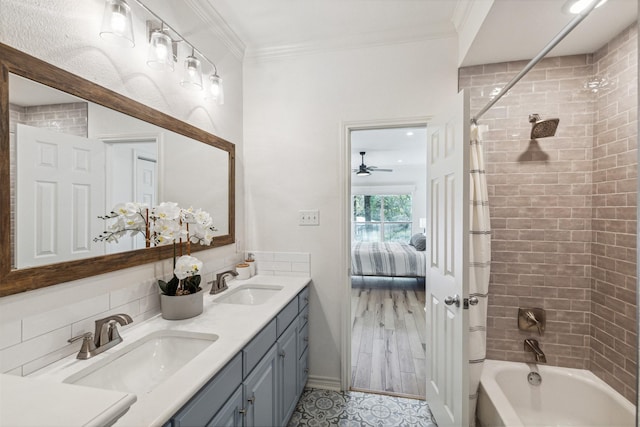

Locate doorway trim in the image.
[339,115,432,391]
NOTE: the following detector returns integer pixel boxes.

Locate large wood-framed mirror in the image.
[0,42,235,297]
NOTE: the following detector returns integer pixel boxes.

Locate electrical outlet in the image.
[299,210,319,226]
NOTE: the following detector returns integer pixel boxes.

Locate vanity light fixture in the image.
[147,23,176,71]
[181,48,203,90]
[99,0,135,47]
[207,71,224,104]
[99,0,224,99]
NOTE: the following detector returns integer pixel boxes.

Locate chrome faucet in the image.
[68,313,133,359]
[524,338,546,363]
[210,270,238,294]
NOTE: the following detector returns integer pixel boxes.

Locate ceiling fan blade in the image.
[372,168,393,172]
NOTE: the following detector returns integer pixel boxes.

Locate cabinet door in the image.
[297,347,309,396]
[279,320,298,426]
[207,385,244,427]
[244,345,278,427]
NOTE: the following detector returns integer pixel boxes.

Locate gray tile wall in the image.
[459,23,637,402]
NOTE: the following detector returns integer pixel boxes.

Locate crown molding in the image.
[451,0,474,32]
[183,0,246,60]
[245,28,456,62]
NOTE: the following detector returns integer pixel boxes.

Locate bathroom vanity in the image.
[9,275,311,427]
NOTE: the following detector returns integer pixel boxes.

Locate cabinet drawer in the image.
[298,287,309,311]
[172,353,242,427]
[297,319,309,358]
[243,318,277,378]
[277,297,298,337]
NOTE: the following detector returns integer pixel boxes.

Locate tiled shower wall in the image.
[590,24,637,400]
[459,23,637,402]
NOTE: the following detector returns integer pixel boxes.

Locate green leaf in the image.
[166,275,180,296]
[158,280,168,295]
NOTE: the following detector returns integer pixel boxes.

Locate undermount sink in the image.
[64,330,218,395]
[215,285,283,305]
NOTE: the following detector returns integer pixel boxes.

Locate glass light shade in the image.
[99,0,134,47]
[208,73,224,104]
[180,55,203,90]
[147,30,174,71]
[568,0,607,14]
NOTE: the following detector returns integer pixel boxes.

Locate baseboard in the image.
[306,375,342,391]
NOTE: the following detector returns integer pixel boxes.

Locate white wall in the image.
[243,38,459,385]
[0,0,244,374]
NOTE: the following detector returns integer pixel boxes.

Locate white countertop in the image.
[0,374,136,427]
[15,275,310,427]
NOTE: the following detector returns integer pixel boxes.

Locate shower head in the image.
[529,114,559,139]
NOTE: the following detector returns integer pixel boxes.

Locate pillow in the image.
[409,233,427,251]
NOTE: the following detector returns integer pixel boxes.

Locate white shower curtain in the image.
[468,124,491,426]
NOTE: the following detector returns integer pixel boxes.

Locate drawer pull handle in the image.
[248,396,255,404]
[304,368,309,373]
[238,408,247,415]
[280,350,286,358]
[303,337,309,342]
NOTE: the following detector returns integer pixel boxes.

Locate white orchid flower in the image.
[174,255,203,280]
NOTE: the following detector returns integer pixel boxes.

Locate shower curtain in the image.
[468,124,491,426]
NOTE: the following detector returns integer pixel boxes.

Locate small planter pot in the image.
[160,290,204,320]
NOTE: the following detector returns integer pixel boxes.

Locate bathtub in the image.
[477,359,636,427]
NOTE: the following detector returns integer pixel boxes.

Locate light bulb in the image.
[99,0,134,47]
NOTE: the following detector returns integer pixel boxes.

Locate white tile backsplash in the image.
[248,251,311,276]
[0,319,21,351]
[0,250,302,376]
[0,327,71,373]
[0,261,240,375]
[22,294,110,341]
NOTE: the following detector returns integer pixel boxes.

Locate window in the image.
[352,194,412,242]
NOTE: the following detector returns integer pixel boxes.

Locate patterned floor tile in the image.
[288,389,438,427]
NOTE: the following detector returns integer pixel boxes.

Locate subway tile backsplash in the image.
[249,251,311,276]
[0,251,309,377]
[0,256,241,376]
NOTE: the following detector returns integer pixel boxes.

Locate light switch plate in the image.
[299,210,319,226]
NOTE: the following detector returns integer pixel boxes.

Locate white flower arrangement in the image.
[95,202,217,296]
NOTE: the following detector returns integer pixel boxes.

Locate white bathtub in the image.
[477,359,636,427]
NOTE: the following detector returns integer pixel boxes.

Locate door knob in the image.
[468,296,479,305]
[444,294,460,307]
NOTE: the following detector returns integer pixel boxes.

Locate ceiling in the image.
[351,127,427,170]
[193,0,637,64]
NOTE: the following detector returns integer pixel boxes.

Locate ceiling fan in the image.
[353,151,393,176]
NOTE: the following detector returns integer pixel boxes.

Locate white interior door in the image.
[425,91,470,427]
[16,124,106,268]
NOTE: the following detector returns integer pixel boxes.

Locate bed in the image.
[351,241,427,277]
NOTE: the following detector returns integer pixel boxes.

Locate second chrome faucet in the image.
[68,313,133,359]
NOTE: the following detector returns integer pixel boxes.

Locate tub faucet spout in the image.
[524,338,546,363]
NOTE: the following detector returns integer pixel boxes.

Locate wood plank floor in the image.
[351,276,426,399]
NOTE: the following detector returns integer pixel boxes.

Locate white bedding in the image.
[351,241,427,277]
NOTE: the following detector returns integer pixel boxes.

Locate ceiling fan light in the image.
[356,168,371,177]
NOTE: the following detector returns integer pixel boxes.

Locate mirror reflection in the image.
[9,73,229,269]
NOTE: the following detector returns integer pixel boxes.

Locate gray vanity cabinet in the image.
[244,345,279,427]
[168,286,309,427]
[207,386,244,427]
[278,320,299,426]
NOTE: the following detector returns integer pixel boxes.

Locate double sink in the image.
[63,284,283,396]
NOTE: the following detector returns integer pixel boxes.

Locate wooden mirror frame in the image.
[0,42,236,297]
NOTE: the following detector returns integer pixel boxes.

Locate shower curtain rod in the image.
[470,0,599,124]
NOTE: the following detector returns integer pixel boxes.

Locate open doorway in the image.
[348,125,428,399]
